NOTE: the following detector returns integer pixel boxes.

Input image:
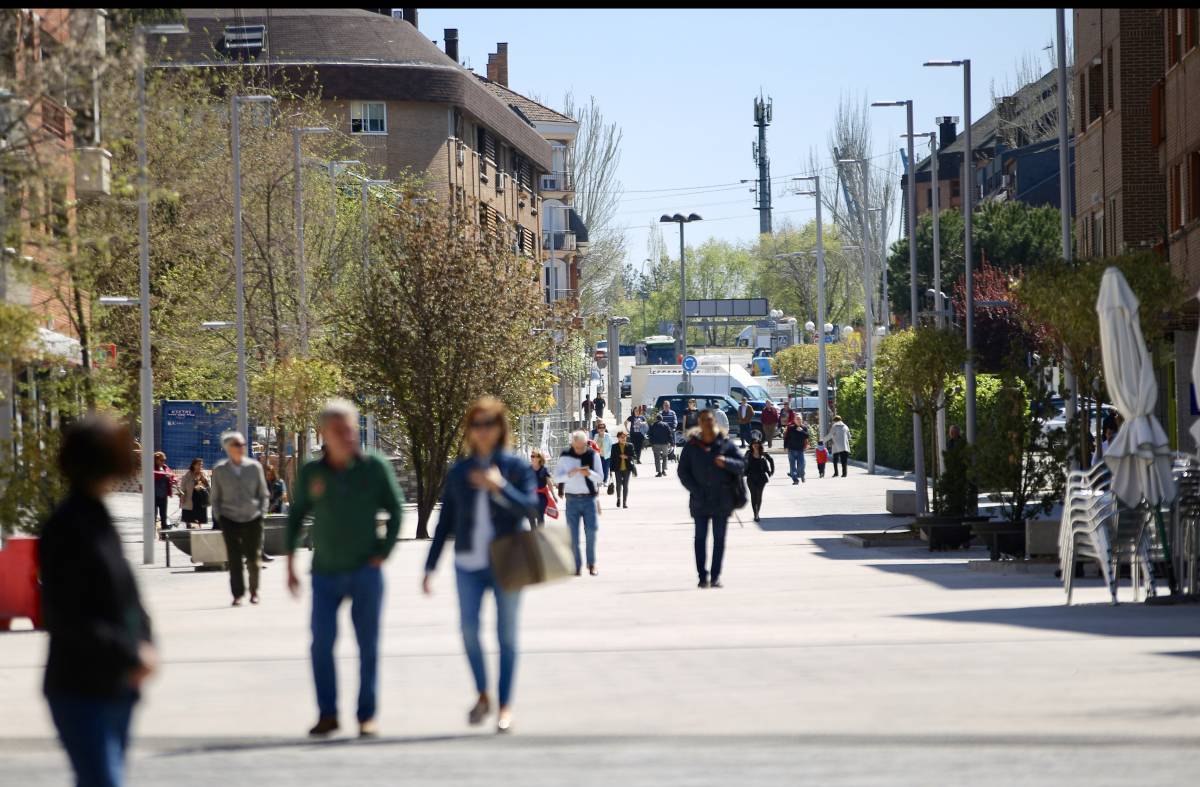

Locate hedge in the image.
[836,371,1005,472]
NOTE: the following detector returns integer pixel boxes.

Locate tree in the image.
[561,92,627,317]
[773,342,851,388]
[950,261,1049,373]
[333,199,563,538]
[989,37,1073,149]
[750,219,864,327]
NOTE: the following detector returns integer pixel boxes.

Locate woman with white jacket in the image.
[823,416,852,478]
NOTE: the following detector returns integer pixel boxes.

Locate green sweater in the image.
[286,451,405,574]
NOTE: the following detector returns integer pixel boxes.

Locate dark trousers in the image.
[817,461,827,478]
[614,469,631,505]
[312,564,383,722]
[219,516,263,599]
[631,432,645,461]
[48,691,136,787]
[748,479,766,518]
[155,496,169,530]
[833,451,849,476]
[693,512,729,582]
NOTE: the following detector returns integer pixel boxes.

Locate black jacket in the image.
[39,493,152,698]
[682,409,701,431]
[648,419,674,446]
[746,452,775,483]
[610,441,638,475]
[783,424,810,452]
[677,428,746,516]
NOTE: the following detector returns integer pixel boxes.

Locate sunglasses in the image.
[470,418,500,429]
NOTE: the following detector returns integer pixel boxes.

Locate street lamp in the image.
[292,126,331,356]
[870,100,917,328]
[659,213,702,381]
[867,206,889,331]
[134,22,187,564]
[607,316,631,421]
[925,58,976,451]
[789,174,830,438]
[231,94,277,441]
[360,179,392,268]
[200,321,246,446]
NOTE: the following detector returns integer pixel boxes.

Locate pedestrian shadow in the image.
[1158,650,1200,660]
[808,536,932,561]
[148,732,480,758]
[756,513,903,532]
[868,560,1061,590]
[906,603,1200,638]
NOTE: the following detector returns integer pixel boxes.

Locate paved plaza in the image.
[3,457,1200,785]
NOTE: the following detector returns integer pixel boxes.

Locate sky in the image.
[417,8,1061,276]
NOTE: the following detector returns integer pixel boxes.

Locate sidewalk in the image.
[3,464,1200,785]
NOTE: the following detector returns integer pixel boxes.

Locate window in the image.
[1093,210,1104,258]
[1189,151,1200,224]
[1106,47,1114,111]
[351,102,386,134]
[1087,61,1103,125]
[1169,9,1184,66]
[951,179,960,199]
[926,185,932,209]
[1170,163,1182,232]
[1151,81,1165,146]
[1190,9,1199,51]
[1109,197,1117,254]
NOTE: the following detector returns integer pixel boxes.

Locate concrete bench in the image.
[190,531,229,569]
[1025,518,1061,558]
[885,489,918,516]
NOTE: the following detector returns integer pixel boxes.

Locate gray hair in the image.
[318,397,360,427]
[221,430,246,447]
[570,429,589,444]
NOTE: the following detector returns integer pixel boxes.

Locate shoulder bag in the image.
[489,525,576,592]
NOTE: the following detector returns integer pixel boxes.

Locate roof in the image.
[915,67,1060,174]
[161,9,552,169]
[475,76,576,126]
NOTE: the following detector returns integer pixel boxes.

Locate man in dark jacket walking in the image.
[648,410,675,476]
[677,409,745,588]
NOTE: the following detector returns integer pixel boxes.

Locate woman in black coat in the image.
[40,416,156,787]
[676,409,746,589]
[744,439,774,522]
[609,429,638,508]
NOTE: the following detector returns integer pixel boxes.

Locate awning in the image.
[34,326,83,366]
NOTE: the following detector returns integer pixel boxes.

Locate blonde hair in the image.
[462,396,511,452]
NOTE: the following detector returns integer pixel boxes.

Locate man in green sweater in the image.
[286,399,404,739]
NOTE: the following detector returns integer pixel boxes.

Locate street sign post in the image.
[682,355,698,373]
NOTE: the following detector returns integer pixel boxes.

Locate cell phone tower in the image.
[752,93,773,235]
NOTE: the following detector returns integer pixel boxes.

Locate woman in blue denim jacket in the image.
[423,396,538,734]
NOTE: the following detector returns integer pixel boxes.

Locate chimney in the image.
[443,28,458,63]
[402,8,418,28]
[486,52,498,82]
[495,42,508,87]
[937,115,958,150]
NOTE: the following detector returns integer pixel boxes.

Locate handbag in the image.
[607,481,615,495]
[544,500,559,519]
[489,525,575,592]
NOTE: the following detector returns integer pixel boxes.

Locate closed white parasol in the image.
[1096,267,1175,507]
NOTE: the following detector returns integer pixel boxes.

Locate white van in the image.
[630,359,775,409]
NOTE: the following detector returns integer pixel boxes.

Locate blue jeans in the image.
[600,457,611,483]
[788,450,806,481]
[565,495,599,570]
[48,692,136,787]
[694,513,729,582]
[456,565,521,706]
[311,564,383,722]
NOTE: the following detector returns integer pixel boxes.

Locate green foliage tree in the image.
[773,342,851,388]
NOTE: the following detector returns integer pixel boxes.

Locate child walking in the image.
[815,441,828,479]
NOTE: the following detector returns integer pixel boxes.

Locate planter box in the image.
[0,537,41,630]
[972,519,1025,561]
[165,521,311,570]
[1026,518,1060,559]
[886,490,918,515]
[914,515,982,551]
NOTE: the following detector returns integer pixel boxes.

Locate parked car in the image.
[620,373,632,398]
[1041,398,1117,437]
[652,394,762,443]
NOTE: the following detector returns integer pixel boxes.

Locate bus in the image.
[636,335,677,366]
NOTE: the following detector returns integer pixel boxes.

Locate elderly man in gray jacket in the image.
[210,431,269,606]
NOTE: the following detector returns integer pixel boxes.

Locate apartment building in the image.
[166,8,552,260]
[1160,9,1200,285]
[473,40,588,305]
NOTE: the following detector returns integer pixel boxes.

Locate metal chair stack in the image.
[1059,462,1116,605]
[1170,455,1200,596]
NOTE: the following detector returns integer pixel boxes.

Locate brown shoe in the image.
[358,719,379,738]
[308,716,339,737]
[588,565,598,576]
[468,695,491,726]
[231,597,243,607]
[249,593,260,605]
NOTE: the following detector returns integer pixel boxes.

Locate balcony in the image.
[539,171,573,195]
[542,230,576,253]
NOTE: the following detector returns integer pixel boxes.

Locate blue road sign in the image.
[682,355,698,373]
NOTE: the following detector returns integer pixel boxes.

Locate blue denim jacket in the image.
[424,451,539,572]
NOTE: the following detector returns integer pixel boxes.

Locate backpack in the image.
[728,442,749,510]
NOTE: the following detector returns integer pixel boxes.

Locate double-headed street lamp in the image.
[658,213,702,378]
[292,126,331,355]
[128,22,187,564]
[925,58,975,450]
[231,94,277,440]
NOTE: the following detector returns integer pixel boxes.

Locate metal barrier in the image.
[517,413,575,467]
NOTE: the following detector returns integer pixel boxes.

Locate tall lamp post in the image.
[292,126,331,355]
[1056,8,1078,443]
[132,22,187,564]
[790,175,829,438]
[659,213,702,386]
[925,59,975,450]
[231,94,277,440]
[872,98,920,502]
[607,316,631,421]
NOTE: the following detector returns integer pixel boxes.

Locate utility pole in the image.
[1057,8,1078,447]
[752,94,773,235]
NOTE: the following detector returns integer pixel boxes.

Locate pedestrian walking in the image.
[266,464,288,514]
[610,428,637,508]
[681,398,701,433]
[712,404,730,432]
[823,416,852,478]
[648,410,674,477]
[737,396,754,447]
[780,402,794,434]
[815,441,829,478]
[593,421,614,484]
[581,395,594,425]
[179,458,210,528]
[593,392,607,420]
[286,399,404,739]
[627,405,649,463]
[677,409,745,589]
[745,439,774,522]
[152,451,174,530]
[40,416,156,787]
[423,396,538,734]
[210,432,269,606]
[530,449,557,526]
[783,416,810,484]
[553,430,604,576]
[761,400,780,448]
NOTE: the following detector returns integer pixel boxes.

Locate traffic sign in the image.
[681,355,698,373]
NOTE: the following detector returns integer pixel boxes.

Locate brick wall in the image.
[1163,9,1200,287]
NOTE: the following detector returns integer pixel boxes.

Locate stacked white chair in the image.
[1059,463,1117,605]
